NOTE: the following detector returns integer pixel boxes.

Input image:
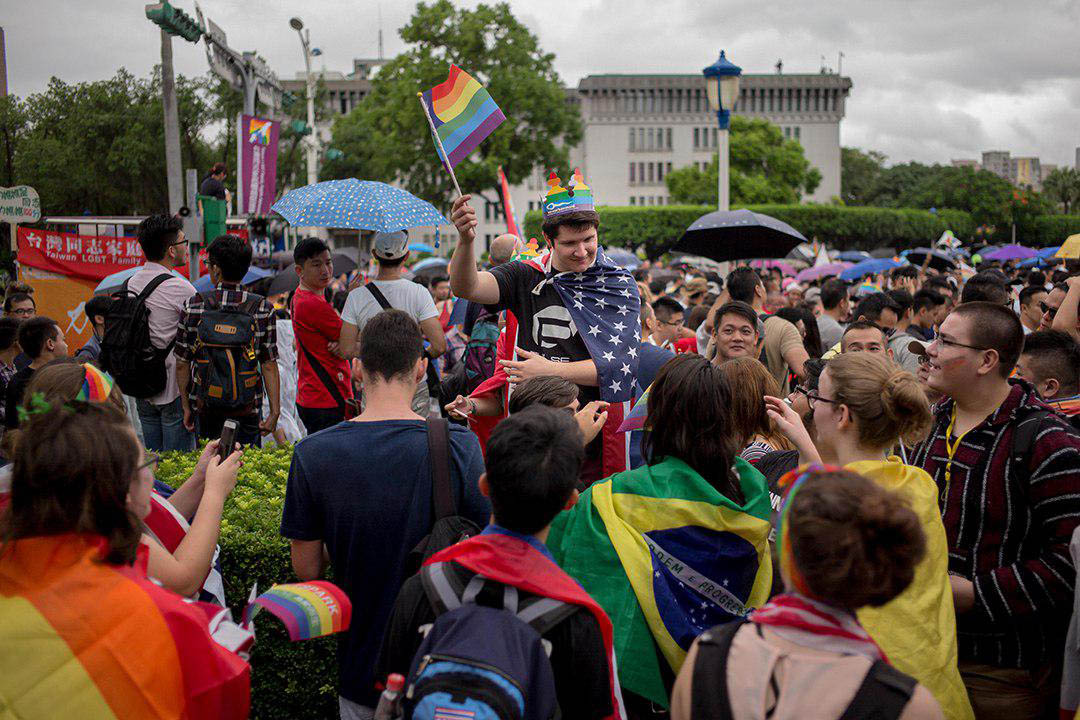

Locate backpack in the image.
[461,314,499,395]
[192,293,263,413]
[99,274,174,399]
[404,566,576,720]
[691,620,917,720]
[404,418,482,577]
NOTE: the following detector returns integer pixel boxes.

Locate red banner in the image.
[17,227,145,281]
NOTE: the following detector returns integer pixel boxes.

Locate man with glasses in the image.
[126,214,197,452]
[909,301,1080,719]
[1043,280,1080,342]
[650,296,685,351]
[3,292,35,319]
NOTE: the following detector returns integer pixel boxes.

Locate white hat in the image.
[373,230,409,261]
[907,338,930,357]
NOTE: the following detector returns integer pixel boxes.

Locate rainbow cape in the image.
[547,456,773,707]
[243,581,352,641]
[421,65,505,168]
[0,534,250,719]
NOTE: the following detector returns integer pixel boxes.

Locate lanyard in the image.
[941,406,971,503]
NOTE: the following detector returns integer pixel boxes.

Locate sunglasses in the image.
[1040,301,1057,319]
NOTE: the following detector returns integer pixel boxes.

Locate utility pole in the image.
[290,18,319,190]
[160,30,183,214]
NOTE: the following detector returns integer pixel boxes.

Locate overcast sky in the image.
[4,0,1079,168]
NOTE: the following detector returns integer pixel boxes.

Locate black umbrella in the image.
[332,253,357,274]
[904,247,956,273]
[267,268,300,296]
[672,209,807,262]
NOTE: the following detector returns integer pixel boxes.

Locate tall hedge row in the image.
[522,204,975,258]
[157,444,338,720]
[1027,215,1080,248]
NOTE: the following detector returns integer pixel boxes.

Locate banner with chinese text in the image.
[237,114,280,215]
[17,227,144,280]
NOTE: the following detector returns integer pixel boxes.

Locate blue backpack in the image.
[404,563,576,720]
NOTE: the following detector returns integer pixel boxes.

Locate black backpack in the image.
[405,418,482,577]
[99,274,174,399]
[192,293,263,413]
[692,620,917,720]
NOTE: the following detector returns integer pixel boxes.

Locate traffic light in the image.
[145,2,203,43]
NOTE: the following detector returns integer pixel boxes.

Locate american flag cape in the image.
[470,249,641,476]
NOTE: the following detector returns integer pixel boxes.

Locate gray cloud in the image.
[3,0,1078,167]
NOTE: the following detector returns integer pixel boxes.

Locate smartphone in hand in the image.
[219,419,238,462]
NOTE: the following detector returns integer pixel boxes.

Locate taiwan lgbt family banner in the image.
[237,114,280,215]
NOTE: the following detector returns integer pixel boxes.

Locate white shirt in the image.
[126,262,196,405]
[341,278,438,331]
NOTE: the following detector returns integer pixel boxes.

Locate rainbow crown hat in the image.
[541,168,594,219]
[76,364,115,403]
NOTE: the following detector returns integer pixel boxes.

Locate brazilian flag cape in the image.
[547,456,773,707]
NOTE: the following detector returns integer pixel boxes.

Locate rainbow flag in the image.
[617,383,650,433]
[0,534,250,719]
[498,165,520,237]
[243,581,352,641]
[421,65,505,168]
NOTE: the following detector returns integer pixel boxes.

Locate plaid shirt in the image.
[175,282,277,408]
[910,380,1080,669]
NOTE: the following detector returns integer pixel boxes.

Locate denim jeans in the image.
[136,396,195,452]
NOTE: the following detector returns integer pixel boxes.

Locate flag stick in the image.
[417,93,463,199]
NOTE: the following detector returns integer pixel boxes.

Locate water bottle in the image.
[373,673,405,720]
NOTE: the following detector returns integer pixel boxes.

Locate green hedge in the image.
[522,204,975,258]
[158,444,338,720]
[1027,215,1080,248]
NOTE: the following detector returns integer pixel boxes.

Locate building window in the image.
[666,162,673,175]
[694,89,702,112]
[666,127,673,150]
[784,126,791,138]
[657,163,665,182]
[794,126,801,141]
[639,196,645,206]
[712,128,718,148]
[693,128,700,149]
[638,128,645,150]
[638,162,645,183]
[629,127,636,151]
[647,128,655,150]
[647,163,654,183]
[630,163,636,183]
[630,196,636,206]
[795,89,801,112]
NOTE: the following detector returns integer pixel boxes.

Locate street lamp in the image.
[703,50,742,211]
[290,17,319,189]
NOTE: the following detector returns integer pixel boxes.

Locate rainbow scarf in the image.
[0,534,250,719]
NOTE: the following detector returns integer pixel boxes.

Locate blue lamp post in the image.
[703,50,742,211]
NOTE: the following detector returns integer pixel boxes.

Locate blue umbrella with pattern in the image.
[270,179,449,234]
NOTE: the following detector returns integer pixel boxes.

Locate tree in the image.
[840,147,886,205]
[324,0,582,208]
[665,117,821,205]
[0,96,26,187]
[1042,167,1080,214]
[862,162,1018,230]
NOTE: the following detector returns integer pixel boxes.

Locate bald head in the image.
[489,234,520,266]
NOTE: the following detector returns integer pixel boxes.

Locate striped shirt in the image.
[909,380,1080,669]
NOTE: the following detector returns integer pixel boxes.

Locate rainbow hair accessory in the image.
[775,464,843,599]
[541,168,594,219]
[75,364,115,403]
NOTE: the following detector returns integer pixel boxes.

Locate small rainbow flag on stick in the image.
[242,581,352,641]
[418,65,505,194]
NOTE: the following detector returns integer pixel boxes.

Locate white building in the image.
[476,70,852,250]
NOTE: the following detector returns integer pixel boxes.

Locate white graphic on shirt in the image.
[532,305,578,349]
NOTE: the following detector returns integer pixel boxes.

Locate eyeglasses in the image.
[138,451,162,473]
[806,391,839,410]
[658,319,683,327]
[928,335,990,352]
[1040,301,1058,319]
[170,239,187,248]
[7,307,34,317]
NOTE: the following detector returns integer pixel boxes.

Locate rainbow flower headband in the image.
[16,364,116,423]
[541,168,594,219]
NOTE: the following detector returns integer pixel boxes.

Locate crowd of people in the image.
[3,169,1080,720]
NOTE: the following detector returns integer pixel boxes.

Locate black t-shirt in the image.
[5,366,34,429]
[199,175,226,200]
[489,261,603,482]
[376,560,614,720]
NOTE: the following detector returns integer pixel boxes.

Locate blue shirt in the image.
[481,524,555,563]
[280,419,491,706]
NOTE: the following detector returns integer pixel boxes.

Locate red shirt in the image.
[673,337,698,354]
[292,288,353,409]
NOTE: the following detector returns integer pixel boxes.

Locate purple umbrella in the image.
[796,262,853,283]
[982,244,1039,261]
[749,259,796,276]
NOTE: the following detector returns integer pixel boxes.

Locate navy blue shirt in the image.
[280,419,490,706]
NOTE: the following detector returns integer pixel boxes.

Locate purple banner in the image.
[237,114,280,215]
